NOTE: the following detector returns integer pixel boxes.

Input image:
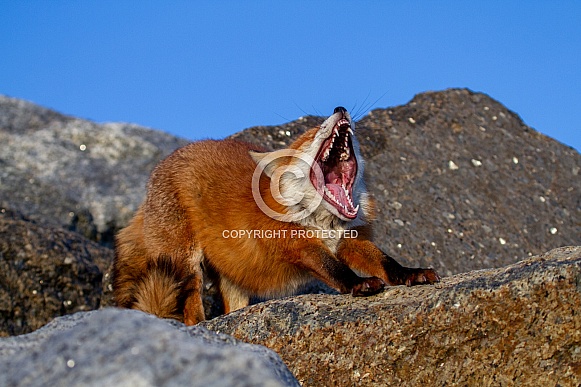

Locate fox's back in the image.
[155,139,263,197]
[143,139,269,240]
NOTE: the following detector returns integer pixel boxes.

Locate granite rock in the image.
[0,210,114,336]
[0,95,189,246]
[202,246,581,386]
[0,308,299,386]
[231,89,581,276]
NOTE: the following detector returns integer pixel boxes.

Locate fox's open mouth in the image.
[310,118,359,219]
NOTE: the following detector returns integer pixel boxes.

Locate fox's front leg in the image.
[337,237,440,287]
[295,243,386,297]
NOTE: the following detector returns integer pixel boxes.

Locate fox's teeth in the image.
[343,186,353,205]
[323,186,336,202]
[323,183,359,216]
[347,127,353,135]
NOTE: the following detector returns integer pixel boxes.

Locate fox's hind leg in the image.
[182,266,205,325]
[182,247,206,325]
[218,276,250,314]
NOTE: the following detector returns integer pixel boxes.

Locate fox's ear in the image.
[249,150,266,164]
[249,150,280,178]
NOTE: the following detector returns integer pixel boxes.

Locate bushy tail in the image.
[114,256,195,321]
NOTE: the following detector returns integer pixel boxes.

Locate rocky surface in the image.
[232,89,581,276]
[0,95,189,246]
[0,210,114,337]
[202,246,581,386]
[0,308,298,386]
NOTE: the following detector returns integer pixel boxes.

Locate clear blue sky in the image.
[1,1,580,152]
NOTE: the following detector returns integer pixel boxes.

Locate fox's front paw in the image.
[404,268,440,287]
[351,277,386,297]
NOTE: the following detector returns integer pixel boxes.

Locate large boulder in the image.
[0,308,299,386]
[0,210,113,337]
[0,95,189,246]
[232,89,581,275]
[202,246,581,386]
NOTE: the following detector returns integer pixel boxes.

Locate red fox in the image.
[113,106,440,325]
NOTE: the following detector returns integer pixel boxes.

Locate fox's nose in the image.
[334,106,347,115]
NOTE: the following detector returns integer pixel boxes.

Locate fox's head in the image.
[250,107,370,226]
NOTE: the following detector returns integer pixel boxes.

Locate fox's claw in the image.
[404,268,440,287]
[352,277,386,297]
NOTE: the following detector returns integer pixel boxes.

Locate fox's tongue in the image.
[326,183,349,205]
[326,170,345,185]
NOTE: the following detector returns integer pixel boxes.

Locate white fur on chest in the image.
[298,207,349,254]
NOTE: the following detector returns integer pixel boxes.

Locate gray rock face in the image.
[0,210,114,336]
[202,246,581,386]
[232,89,581,276]
[0,308,299,386]
[0,95,189,245]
